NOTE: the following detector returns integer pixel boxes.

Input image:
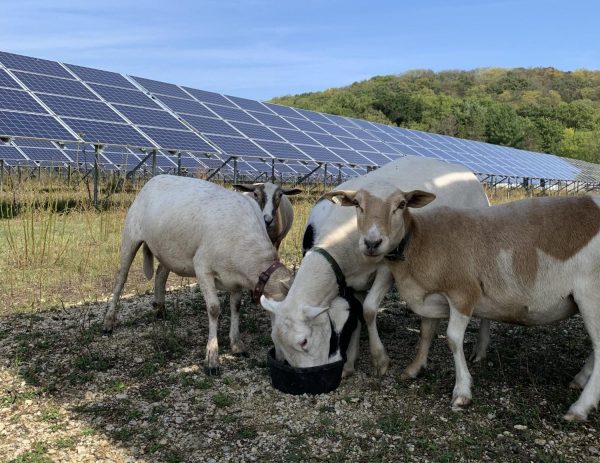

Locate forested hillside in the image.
[271,68,600,163]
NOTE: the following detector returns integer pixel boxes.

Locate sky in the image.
[1,0,599,101]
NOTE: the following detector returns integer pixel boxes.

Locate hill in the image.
[270,68,600,163]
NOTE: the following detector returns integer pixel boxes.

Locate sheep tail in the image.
[142,242,154,280]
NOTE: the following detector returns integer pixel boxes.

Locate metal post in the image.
[233,158,238,184]
[323,163,328,190]
[177,152,182,176]
[271,159,275,183]
[93,144,100,208]
[67,164,72,188]
[337,165,342,184]
[151,149,157,177]
[0,159,3,193]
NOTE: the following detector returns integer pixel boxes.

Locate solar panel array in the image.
[0,50,598,184]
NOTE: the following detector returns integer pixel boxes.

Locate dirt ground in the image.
[1,285,599,463]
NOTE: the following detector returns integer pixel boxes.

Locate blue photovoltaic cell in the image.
[132,76,190,99]
[350,118,378,131]
[20,147,70,163]
[293,108,332,123]
[271,127,319,145]
[62,118,151,146]
[89,83,160,108]
[329,148,372,165]
[367,129,398,143]
[38,94,124,122]
[323,113,359,128]
[229,121,284,141]
[156,95,214,117]
[204,103,257,124]
[296,145,343,163]
[155,153,177,168]
[14,139,56,148]
[317,122,352,137]
[0,110,76,140]
[203,134,268,157]
[0,88,47,113]
[65,63,135,89]
[342,126,379,141]
[0,70,20,89]
[140,127,215,152]
[14,72,99,100]
[284,117,327,134]
[0,145,27,162]
[201,156,233,170]
[178,154,202,168]
[226,95,273,113]
[263,103,305,119]
[247,110,296,129]
[112,104,186,129]
[0,51,72,78]
[358,151,392,166]
[182,114,240,136]
[183,87,236,107]
[308,132,350,149]
[370,140,401,154]
[253,140,310,161]
[338,137,376,152]
[102,151,140,167]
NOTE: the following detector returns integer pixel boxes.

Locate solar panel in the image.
[63,118,151,146]
[338,137,377,152]
[14,139,57,148]
[19,147,70,163]
[329,148,372,166]
[183,87,236,107]
[132,76,190,99]
[0,51,72,78]
[229,121,284,141]
[89,83,159,108]
[263,103,304,119]
[180,114,239,136]
[204,103,257,124]
[271,127,319,146]
[14,72,99,99]
[317,122,352,137]
[112,104,186,129]
[0,145,27,163]
[308,132,350,149]
[226,95,273,114]
[140,127,215,152]
[38,94,124,122]
[155,95,214,117]
[0,88,47,113]
[293,108,332,123]
[324,113,359,128]
[253,140,311,161]
[0,110,75,140]
[65,63,136,89]
[284,117,327,134]
[0,70,20,89]
[296,145,343,163]
[247,111,296,129]
[202,134,268,157]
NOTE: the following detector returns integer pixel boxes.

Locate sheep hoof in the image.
[204,365,221,376]
[568,380,583,390]
[342,367,355,379]
[563,412,587,422]
[400,366,420,380]
[451,395,472,409]
[102,328,113,336]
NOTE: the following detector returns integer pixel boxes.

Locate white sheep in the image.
[233,182,302,249]
[260,156,491,378]
[103,175,292,374]
[328,183,600,421]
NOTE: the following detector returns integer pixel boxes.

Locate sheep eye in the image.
[396,201,406,211]
[300,339,308,349]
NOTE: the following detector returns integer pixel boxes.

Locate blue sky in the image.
[1,0,599,100]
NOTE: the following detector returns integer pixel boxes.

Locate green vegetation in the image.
[271,67,600,163]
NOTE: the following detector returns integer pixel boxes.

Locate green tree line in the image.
[270,68,600,163]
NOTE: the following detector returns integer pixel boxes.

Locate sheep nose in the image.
[364,238,382,251]
[264,215,273,225]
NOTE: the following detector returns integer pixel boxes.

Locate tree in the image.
[485,104,525,146]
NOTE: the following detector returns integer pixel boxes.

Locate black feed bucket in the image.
[266,347,344,395]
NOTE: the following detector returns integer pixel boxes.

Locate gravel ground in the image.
[1,285,599,462]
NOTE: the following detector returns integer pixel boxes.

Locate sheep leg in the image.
[469,319,491,362]
[103,239,142,333]
[570,353,595,390]
[229,290,246,355]
[195,264,222,376]
[565,294,600,421]
[153,263,170,319]
[362,267,393,376]
[342,322,361,378]
[447,303,473,409]
[401,317,440,380]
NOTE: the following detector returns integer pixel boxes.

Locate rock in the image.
[513,424,527,431]
[590,447,599,455]
[535,439,546,446]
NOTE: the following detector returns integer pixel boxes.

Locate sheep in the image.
[233,182,302,249]
[260,156,491,377]
[327,183,600,421]
[103,175,292,375]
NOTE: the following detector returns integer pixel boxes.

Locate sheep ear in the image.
[405,190,436,209]
[302,305,329,320]
[320,190,357,206]
[282,188,302,196]
[260,295,281,314]
[233,184,255,192]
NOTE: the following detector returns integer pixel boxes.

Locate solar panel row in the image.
[0,50,597,184]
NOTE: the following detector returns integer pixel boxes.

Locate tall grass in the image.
[0,172,580,315]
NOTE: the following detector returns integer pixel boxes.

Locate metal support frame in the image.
[337,165,342,184]
[271,159,275,183]
[93,144,102,208]
[295,163,322,186]
[252,171,267,183]
[126,151,154,179]
[233,158,238,184]
[0,159,3,193]
[151,149,157,177]
[323,163,328,189]
[177,152,182,176]
[206,156,234,181]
